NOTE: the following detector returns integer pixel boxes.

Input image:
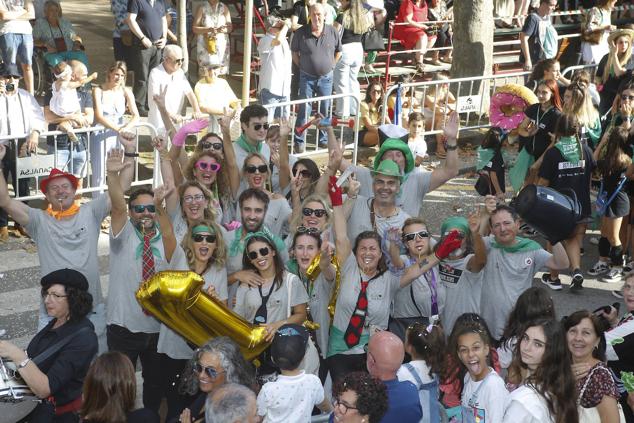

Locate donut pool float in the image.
[489,84,538,131]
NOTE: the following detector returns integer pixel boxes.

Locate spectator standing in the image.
[126,0,167,116]
[258,16,292,121]
[195,63,239,135]
[596,28,634,116]
[193,0,232,75]
[580,0,617,65]
[0,0,35,94]
[519,0,558,71]
[111,0,132,62]
[291,3,341,152]
[0,63,43,241]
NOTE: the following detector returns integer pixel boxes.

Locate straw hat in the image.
[608,28,634,45]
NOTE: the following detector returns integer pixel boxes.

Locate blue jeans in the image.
[259,88,289,121]
[294,70,333,145]
[0,33,33,66]
[47,144,87,178]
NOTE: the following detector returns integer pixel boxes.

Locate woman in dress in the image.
[359,82,389,147]
[393,0,436,73]
[193,0,233,75]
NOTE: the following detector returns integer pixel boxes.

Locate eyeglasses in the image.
[252,123,270,131]
[333,398,358,414]
[193,233,216,243]
[200,141,223,151]
[172,58,184,65]
[42,292,67,301]
[245,164,268,174]
[193,362,224,379]
[403,230,429,242]
[132,204,156,213]
[195,161,221,172]
[303,207,327,218]
[183,194,206,204]
[621,94,634,102]
[372,89,382,93]
[293,169,311,178]
[248,247,270,260]
[297,225,320,234]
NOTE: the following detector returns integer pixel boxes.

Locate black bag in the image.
[362,29,385,52]
[474,171,493,196]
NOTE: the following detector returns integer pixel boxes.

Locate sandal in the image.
[415,62,425,74]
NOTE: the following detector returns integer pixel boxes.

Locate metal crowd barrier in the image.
[262,92,361,164]
[1,122,160,201]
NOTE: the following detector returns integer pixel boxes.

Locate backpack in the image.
[403,363,449,423]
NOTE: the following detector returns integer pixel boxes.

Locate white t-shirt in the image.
[0,0,32,35]
[147,64,193,132]
[438,254,483,335]
[409,139,428,159]
[503,384,554,423]
[257,33,292,98]
[461,369,508,423]
[256,371,324,423]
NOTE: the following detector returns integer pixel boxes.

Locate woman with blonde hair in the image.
[596,28,634,115]
[563,81,601,149]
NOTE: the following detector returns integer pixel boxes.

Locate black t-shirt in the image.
[596,53,634,114]
[44,87,93,151]
[520,13,543,64]
[538,144,595,217]
[127,0,167,42]
[336,13,363,44]
[483,149,505,194]
[291,1,310,26]
[520,104,562,159]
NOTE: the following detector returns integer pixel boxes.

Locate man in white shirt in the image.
[147,44,203,131]
[0,0,35,94]
[258,15,292,121]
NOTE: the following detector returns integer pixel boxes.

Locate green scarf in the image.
[235,134,263,154]
[555,135,581,163]
[490,236,541,253]
[134,224,163,260]
[476,147,496,171]
[228,226,285,258]
[441,216,469,236]
[287,258,300,276]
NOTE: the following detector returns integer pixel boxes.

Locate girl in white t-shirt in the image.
[453,316,508,423]
[397,322,446,423]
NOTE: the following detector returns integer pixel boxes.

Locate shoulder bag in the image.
[577,365,626,423]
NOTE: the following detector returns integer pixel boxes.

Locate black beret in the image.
[40,269,89,292]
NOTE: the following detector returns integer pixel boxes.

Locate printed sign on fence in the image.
[457,95,481,114]
[17,154,56,179]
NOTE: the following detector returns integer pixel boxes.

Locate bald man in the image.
[367,331,422,423]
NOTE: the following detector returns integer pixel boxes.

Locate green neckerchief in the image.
[287,259,299,276]
[228,226,285,258]
[555,135,581,163]
[235,134,262,154]
[134,224,163,260]
[476,147,496,171]
[490,236,541,253]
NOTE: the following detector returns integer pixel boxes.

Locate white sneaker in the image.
[587,261,610,276]
[602,268,623,283]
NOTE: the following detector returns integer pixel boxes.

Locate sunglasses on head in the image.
[403,230,429,242]
[193,362,223,379]
[200,141,223,151]
[248,247,270,260]
[252,123,270,131]
[293,169,311,178]
[303,207,327,218]
[246,164,268,174]
[132,204,156,213]
[297,225,320,235]
[195,161,221,172]
[193,233,216,243]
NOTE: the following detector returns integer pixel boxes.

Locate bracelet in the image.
[124,152,139,158]
[446,144,458,151]
[18,356,30,369]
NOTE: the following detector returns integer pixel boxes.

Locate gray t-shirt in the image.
[438,254,484,335]
[347,195,410,243]
[157,246,229,359]
[392,261,445,319]
[481,237,552,340]
[233,271,309,324]
[354,166,433,217]
[107,220,167,333]
[290,24,342,77]
[26,194,110,305]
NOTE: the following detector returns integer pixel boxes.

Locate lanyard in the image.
[5,94,27,137]
[423,270,438,318]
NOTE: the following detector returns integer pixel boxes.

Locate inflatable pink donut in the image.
[489,84,538,131]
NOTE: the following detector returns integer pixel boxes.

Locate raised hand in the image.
[347,175,360,198]
[153,184,172,208]
[118,130,137,151]
[328,176,343,207]
[443,111,460,141]
[386,227,402,244]
[468,207,481,234]
[484,195,497,213]
[152,135,168,152]
[279,117,292,138]
[106,149,131,173]
[218,107,236,134]
[172,119,208,147]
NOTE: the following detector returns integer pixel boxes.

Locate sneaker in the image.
[541,273,563,290]
[587,261,610,276]
[613,290,624,299]
[624,261,634,273]
[603,268,623,283]
[293,142,305,154]
[570,273,584,292]
[589,237,599,245]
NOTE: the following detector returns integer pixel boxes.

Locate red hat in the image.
[40,168,79,194]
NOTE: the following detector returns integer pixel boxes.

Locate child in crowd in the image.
[397,322,446,423]
[408,112,429,166]
[256,324,332,422]
[475,127,506,200]
[50,61,97,142]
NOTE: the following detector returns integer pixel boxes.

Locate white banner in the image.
[457,95,482,114]
[17,154,56,179]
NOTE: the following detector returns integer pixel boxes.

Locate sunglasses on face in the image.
[293,169,311,178]
[303,207,327,218]
[193,233,216,243]
[621,94,634,102]
[403,230,429,242]
[200,141,223,151]
[196,161,221,172]
[246,164,268,174]
[193,362,224,379]
[172,58,184,65]
[248,247,270,260]
[252,123,270,131]
[132,204,156,213]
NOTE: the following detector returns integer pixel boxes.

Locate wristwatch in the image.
[18,356,30,369]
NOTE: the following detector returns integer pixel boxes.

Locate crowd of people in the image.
[1,0,634,423]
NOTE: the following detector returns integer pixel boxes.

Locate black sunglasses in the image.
[297,225,320,235]
[193,362,224,379]
[193,233,217,243]
[246,164,268,174]
[293,169,311,178]
[132,204,156,213]
[252,123,270,131]
[403,230,429,242]
[200,141,223,151]
[303,207,327,218]
[173,58,184,65]
[248,247,270,260]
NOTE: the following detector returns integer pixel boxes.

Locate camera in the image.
[5,83,15,92]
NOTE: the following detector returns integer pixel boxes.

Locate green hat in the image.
[373,139,415,175]
[371,159,403,182]
[440,216,469,236]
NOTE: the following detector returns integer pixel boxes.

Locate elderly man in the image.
[0,0,35,94]
[291,2,341,152]
[44,60,93,185]
[481,205,569,340]
[126,0,167,115]
[367,331,422,422]
[206,383,258,423]
[0,62,44,241]
[147,44,203,132]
